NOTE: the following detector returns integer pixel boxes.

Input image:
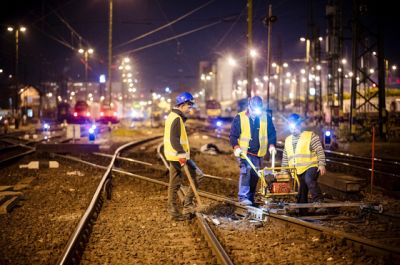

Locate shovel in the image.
[183,164,204,208]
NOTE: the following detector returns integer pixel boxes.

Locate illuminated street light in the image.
[341,59,347,65]
[78,47,94,99]
[283,62,288,68]
[249,48,257,58]
[392,65,397,71]
[318,37,323,41]
[316,65,321,71]
[7,25,27,113]
[300,37,306,42]
[272,62,277,68]
[227,57,237,67]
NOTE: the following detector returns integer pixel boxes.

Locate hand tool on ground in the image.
[183,164,204,208]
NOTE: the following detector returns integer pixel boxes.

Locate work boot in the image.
[170,214,186,221]
[239,199,253,206]
[168,206,180,216]
[182,203,196,215]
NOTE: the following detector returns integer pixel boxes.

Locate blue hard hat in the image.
[175,92,194,106]
[249,96,263,109]
[288,113,302,124]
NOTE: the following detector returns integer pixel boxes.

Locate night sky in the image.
[0,0,398,100]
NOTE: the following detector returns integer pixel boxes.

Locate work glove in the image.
[233,146,242,157]
[269,145,276,155]
[178,153,187,167]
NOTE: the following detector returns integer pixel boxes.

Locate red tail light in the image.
[86,112,91,117]
[74,112,78,117]
[100,112,104,117]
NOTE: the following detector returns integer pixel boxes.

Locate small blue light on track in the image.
[325,131,331,137]
[216,121,222,127]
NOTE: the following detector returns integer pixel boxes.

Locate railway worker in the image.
[281,113,326,208]
[164,92,204,221]
[230,96,276,206]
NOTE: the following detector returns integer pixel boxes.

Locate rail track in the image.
[55,133,399,264]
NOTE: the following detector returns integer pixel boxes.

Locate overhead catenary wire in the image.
[115,0,216,49]
[154,0,192,70]
[54,11,91,48]
[213,5,246,52]
[117,19,224,56]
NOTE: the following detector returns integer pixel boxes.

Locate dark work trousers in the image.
[297,166,323,204]
[238,155,261,203]
[167,159,203,216]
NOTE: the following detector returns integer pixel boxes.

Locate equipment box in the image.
[272,182,292,193]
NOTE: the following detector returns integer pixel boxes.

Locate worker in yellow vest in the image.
[164,92,203,221]
[282,113,326,207]
[230,96,276,206]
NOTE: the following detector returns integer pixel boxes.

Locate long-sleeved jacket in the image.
[168,109,187,155]
[229,110,276,156]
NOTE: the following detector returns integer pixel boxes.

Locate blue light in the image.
[43,123,50,130]
[216,120,222,127]
[289,123,296,130]
[89,128,95,134]
[91,124,97,130]
[325,131,331,137]
[99,74,106,84]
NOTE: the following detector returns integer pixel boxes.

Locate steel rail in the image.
[177,188,234,265]
[58,136,232,265]
[56,135,163,265]
[158,142,234,265]
[0,148,35,167]
[326,158,400,179]
[58,136,400,263]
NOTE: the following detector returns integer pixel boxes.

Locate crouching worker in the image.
[282,113,326,212]
[164,92,203,221]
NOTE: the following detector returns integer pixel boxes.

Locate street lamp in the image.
[78,48,94,99]
[108,0,113,106]
[7,25,26,114]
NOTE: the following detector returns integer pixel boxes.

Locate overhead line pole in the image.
[266,4,273,110]
[108,0,113,106]
[246,0,253,98]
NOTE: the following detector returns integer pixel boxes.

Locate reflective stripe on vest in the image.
[238,111,268,157]
[284,131,318,174]
[163,112,190,161]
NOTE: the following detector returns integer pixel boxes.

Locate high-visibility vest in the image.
[238,111,268,157]
[164,112,190,161]
[285,131,318,174]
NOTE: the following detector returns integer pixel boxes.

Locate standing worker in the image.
[164,92,203,221]
[230,96,276,206]
[281,113,326,209]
